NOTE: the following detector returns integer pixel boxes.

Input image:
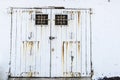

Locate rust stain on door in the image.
[37,41,40,53]
[66,41,68,54]
[69,41,73,49]
[27,41,33,48]
[78,11,81,26]
[29,10,33,14]
[78,41,80,57]
[28,72,33,77]
[22,41,25,53]
[37,41,40,49]
[26,41,34,55]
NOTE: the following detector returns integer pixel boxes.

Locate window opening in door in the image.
[35,14,48,25]
[55,15,68,25]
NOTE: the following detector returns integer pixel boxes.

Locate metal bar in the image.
[25,12,27,72]
[54,7,65,9]
[50,9,52,77]
[20,11,22,74]
[14,10,18,75]
[65,9,67,75]
[85,10,88,75]
[80,11,83,75]
[89,8,93,77]
[9,7,13,77]
[10,7,91,10]
[35,14,37,75]
[76,12,78,72]
[9,76,91,78]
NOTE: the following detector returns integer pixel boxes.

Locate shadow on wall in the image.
[98,76,120,80]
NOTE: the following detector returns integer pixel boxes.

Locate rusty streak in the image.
[37,41,40,49]
[78,41,80,57]
[29,41,33,55]
[27,41,33,48]
[69,41,73,44]
[69,41,73,49]
[28,72,33,77]
[29,10,33,14]
[26,41,27,51]
[78,41,80,58]
[25,41,34,55]
[66,41,68,53]
[23,41,25,53]
[78,11,81,26]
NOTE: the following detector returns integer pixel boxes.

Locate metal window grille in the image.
[35,14,48,25]
[55,15,68,25]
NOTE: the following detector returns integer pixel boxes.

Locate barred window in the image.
[35,14,48,25]
[55,15,68,25]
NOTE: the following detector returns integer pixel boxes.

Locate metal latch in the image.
[49,36,56,40]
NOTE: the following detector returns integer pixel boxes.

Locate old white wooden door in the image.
[10,8,91,78]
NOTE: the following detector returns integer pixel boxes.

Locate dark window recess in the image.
[35,14,48,25]
[55,15,68,25]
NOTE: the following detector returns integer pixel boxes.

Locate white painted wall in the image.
[0,0,120,80]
